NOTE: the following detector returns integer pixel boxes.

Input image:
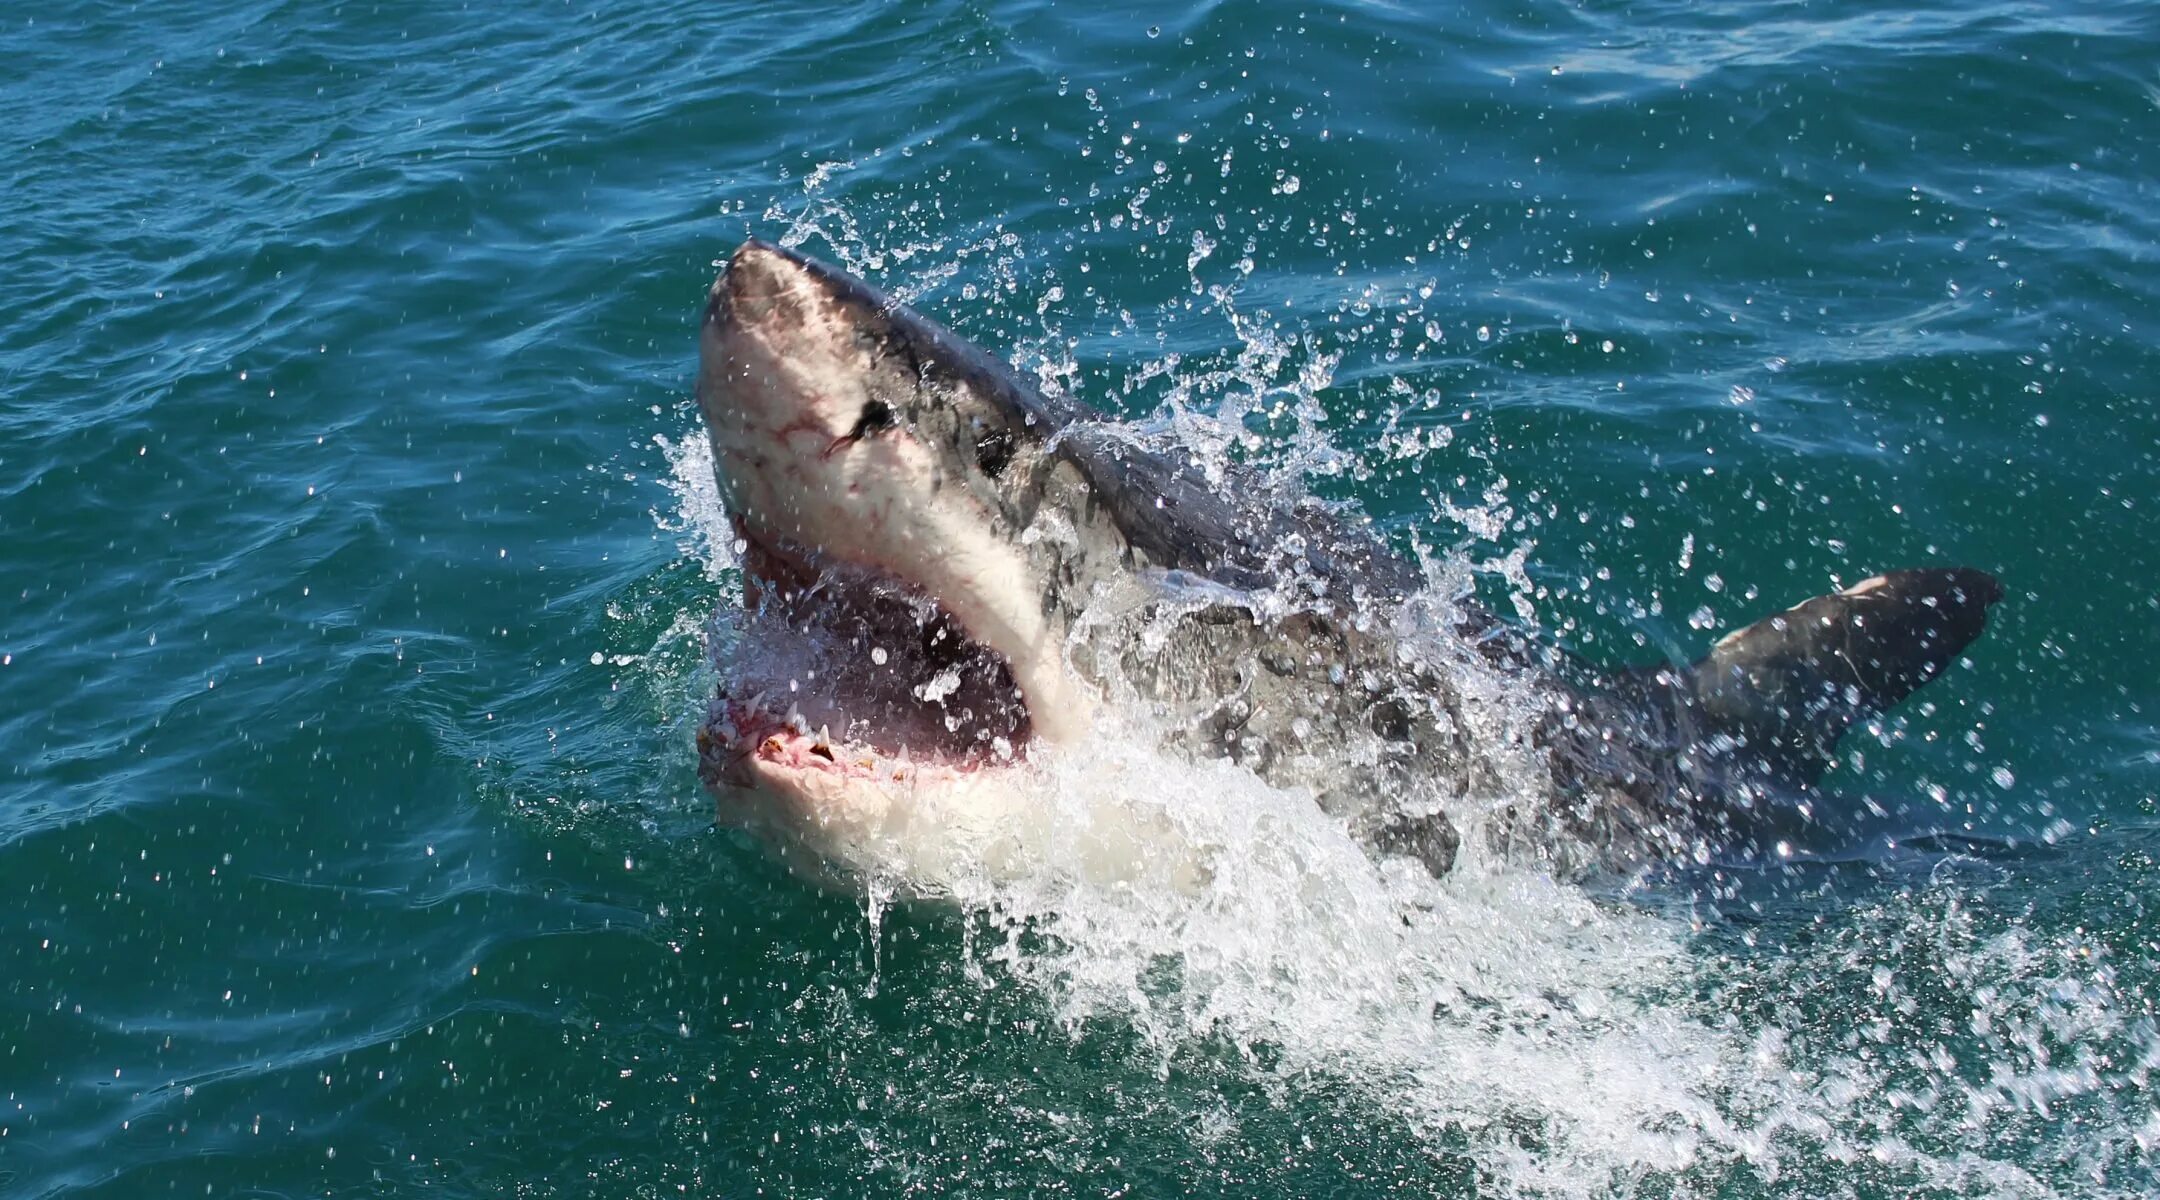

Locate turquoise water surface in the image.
[4,1,2157,1196]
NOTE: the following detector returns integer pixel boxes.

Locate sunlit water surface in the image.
[3,1,2156,1197]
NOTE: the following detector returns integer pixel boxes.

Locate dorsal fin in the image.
[1688,567,2003,785]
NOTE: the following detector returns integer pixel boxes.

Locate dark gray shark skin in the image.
[694,238,2001,879]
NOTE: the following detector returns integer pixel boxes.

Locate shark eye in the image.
[975,426,1016,479]
[851,399,896,438]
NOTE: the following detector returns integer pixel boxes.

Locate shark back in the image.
[1052,424,1425,604]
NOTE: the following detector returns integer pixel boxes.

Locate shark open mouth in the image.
[702,519,1035,790]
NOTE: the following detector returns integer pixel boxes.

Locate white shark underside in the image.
[692,239,2002,894]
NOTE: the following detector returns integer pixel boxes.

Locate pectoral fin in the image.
[1688,567,2003,785]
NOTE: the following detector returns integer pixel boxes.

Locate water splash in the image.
[649,358,1743,1196]
[645,168,2155,1199]
[653,431,737,582]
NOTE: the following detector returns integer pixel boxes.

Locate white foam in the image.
[976,742,1742,1183]
[666,403,1746,1186]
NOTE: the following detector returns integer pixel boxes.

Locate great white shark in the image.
[692,238,2001,890]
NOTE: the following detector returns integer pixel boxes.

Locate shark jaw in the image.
[692,238,1104,879]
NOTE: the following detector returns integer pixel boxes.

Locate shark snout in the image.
[706,238,810,330]
[710,237,906,332]
[698,240,857,439]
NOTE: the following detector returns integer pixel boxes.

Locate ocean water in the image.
[3,0,2157,1196]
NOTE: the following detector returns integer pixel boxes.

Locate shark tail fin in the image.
[1686,567,2003,785]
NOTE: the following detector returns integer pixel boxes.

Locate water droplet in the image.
[1992,766,2016,790]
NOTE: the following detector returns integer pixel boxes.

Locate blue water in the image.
[3,1,2156,1196]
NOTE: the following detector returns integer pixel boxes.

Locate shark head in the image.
[694,239,1145,874]
[693,240,1426,883]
